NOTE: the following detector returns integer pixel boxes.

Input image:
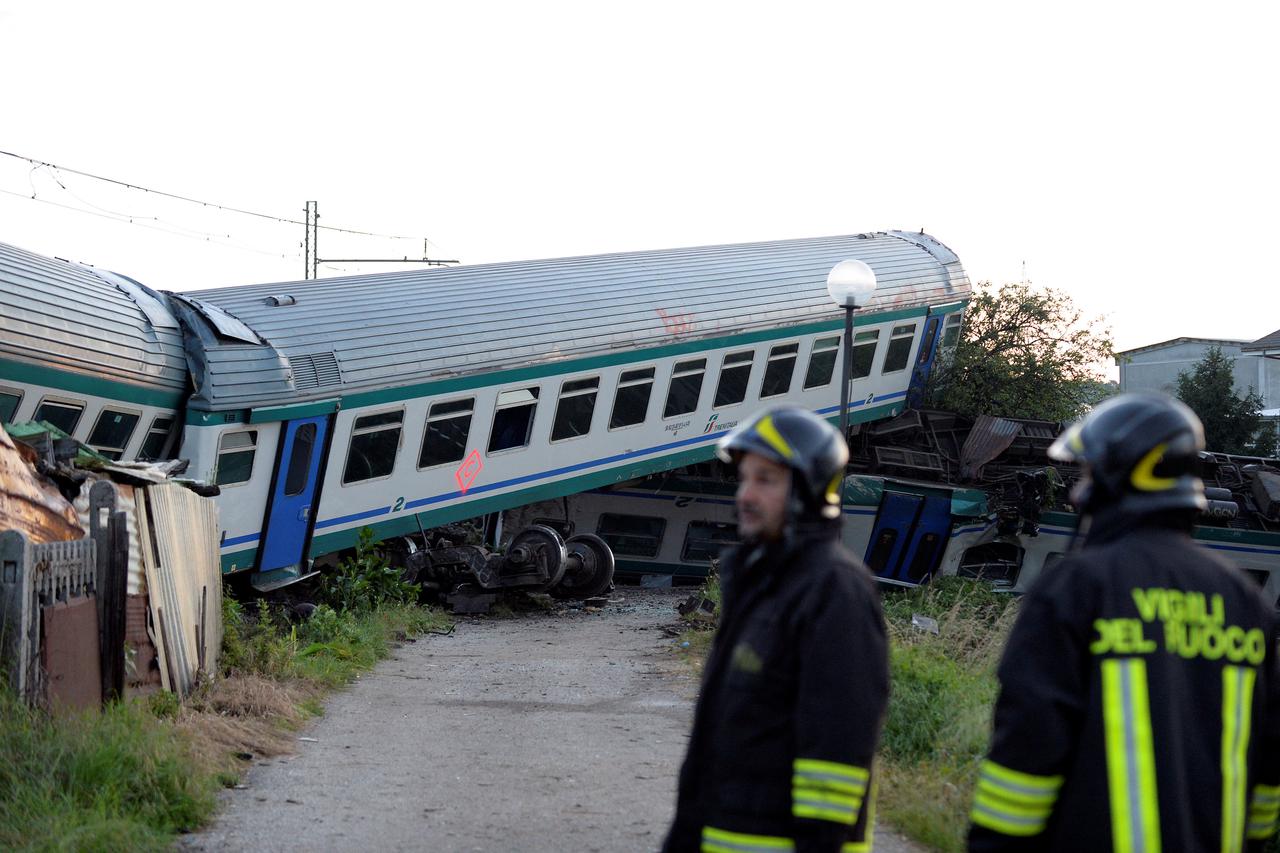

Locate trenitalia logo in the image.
[704,414,719,434]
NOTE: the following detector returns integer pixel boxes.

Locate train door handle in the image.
[297,506,311,522]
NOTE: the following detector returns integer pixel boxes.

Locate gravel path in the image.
[179,588,927,852]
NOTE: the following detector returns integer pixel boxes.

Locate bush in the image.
[316,527,419,613]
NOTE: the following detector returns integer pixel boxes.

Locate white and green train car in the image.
[2,232,971,591]
[0,241,188,462]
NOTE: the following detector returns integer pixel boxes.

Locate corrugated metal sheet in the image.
[138,482,221,697]
[188,230,971,411]
[0,241,188,393]
[959,415,1024,480]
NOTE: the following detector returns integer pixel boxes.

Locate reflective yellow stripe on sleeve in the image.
[1247,784,1280,841]
[792,758,869,825]
[1222,666,1257,851]
[1102,657,1162,853]
[702,826,794,852]
[968,759,1063,837]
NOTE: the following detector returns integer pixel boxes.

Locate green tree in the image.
[926,282,1114,422]
[1175,346,1278,457]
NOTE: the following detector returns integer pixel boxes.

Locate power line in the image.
[0,148,418,241]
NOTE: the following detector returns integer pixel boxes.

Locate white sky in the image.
[3,0,1278,363]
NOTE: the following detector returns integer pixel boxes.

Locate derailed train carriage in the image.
[508,412,1280,612]
[0,231,970,595]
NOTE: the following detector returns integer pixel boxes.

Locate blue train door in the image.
[258,416,331,576]
[863,491,951,585]
[906,314,944,408]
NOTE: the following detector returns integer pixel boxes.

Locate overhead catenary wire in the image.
[0,148,419,241]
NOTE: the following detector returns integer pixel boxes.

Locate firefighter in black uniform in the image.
[663,406,889,853]
[969,392,1280,852]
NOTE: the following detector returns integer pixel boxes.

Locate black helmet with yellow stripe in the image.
[717,406,849,522]
[1048,392,1207,518]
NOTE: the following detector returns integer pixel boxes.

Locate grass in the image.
[673,568,721,671]
[0,590,453,851]
[876,579,1018,852]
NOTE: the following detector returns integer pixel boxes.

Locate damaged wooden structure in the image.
[0,424,220,709]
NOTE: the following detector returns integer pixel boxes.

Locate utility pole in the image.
[303,201,319,280]
[301,201,458,279]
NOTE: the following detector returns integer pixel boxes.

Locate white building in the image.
[1115,331,1280,448]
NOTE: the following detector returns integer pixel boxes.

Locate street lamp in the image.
[826,260,878,442]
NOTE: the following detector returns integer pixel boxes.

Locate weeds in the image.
[316,527,419,613]
[876,578,1019,853]
[0,687,216,852]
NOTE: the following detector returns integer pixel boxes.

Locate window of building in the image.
[215,430,258,486]
[283,423,317,497]
[0,389,22,424]
[343,409,404,483]
[419,398,474,468]
[488,387,539,453]
[551,377,600,442]
[882,324,918,373]
[138,416,175,461]
[803,336,840,389]
[713,351,754,408]
[759,343,798,399]
[86,409,140,460]
[849,330,879,380]
[681,521,739,563]
[596,513,666,558]
[664,358,707,418]
[610,366,655,429]
[941,312,963,348]
[33,399,85,436]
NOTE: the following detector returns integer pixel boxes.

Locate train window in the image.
[283,423,317,497]
[957,542,1024,587]
[849,330,879,380]
[596,513,666,558]
[917,318,940,365]
[86,409,140,460]
[681,521,738,563]
[905,532,943,583]
[664,358,707,418]
[882,324,917,373]
[610,367,655,429]
[488,387,539,453]
[803,336,840,389]
[0,389,21,424]
[759,343,798,399]
[865,529,898,575]
[215,430,258,486]
[343,409,404,483]
[419,398,474,468]
[34,399,85,436]
[551,377,600,442]
[139,416,176,461]
[713,351,754,408]
[941,313,963,348]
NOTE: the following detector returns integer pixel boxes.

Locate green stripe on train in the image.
[0,356,185,408]
[189,304,950,425]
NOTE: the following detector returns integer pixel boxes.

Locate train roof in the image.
[0,241,188,401]
[185,230,970,412]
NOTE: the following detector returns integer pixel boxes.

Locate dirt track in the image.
[180,588,925,852]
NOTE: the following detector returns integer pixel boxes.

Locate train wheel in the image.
[552,533,615,600]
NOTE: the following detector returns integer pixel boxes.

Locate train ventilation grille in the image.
[289,351,343,389]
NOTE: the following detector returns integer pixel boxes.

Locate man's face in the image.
[736,453,791,542]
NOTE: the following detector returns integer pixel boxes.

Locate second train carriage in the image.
[0,231,971,591]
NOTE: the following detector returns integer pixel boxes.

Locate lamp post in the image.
[826,260,878,442]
